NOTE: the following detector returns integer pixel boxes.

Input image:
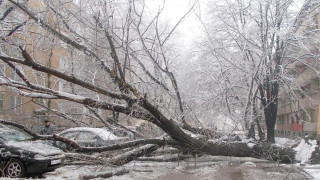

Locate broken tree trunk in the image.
[151,119,295,163]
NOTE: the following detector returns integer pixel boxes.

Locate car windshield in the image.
[0,129,33,142]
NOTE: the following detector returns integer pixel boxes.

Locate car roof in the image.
[59,127,119,141]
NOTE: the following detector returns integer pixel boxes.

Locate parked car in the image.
[56,127,124,150]
[0,127,65,178]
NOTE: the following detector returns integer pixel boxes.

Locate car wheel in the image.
[5,159,26,178]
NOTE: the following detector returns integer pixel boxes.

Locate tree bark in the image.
[247,122,255,139]
[259,84,277,143]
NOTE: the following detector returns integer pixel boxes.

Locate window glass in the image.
[76,131,95,141]
[0,130,32,142]
[311,109,317,123]
[16,96,22,113]
[61,131,79,140]
[0,94,3,114]
[9,96,14,111]
[0,63,5,75]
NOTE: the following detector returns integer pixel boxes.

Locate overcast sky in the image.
[145,0,205,45]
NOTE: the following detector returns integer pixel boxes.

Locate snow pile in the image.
[294,139,317,164]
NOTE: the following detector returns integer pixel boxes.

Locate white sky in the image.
[145,0,205,45]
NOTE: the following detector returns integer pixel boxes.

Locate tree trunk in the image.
[247,122,255,139]
[256,114,265,141]
[259,84,277,143]
[253,99,265,141]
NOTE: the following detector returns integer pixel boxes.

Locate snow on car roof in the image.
[59,127,119,141]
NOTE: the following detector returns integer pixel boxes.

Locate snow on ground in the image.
[304,165,320,180]
[39,155,314,180]
[275,137,298,147]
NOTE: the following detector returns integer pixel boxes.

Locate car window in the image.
[75,131,96,141]
[0,130,33,142]
[60,131,79,140]
[112,129,126,137]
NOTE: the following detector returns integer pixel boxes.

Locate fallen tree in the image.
[1,120,296,163]
[1,0,318,166]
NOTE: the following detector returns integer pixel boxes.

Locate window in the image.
[9,96,22,113]
[0,63,5,76]
[34,72,45,86]
[310,109,317,123]
[61,131,79,140]
[282,115,286,124]
[0,94,3,114]
[59,79,68,92]
[34,98,45,105]
[9,96,14,110]
[11,69,22,82]
[295,113,299,123]
[76,131,95,141]
[16,96,22,113]
[311,78,319,92]
[59,58,68,71]
[70,107,82,118]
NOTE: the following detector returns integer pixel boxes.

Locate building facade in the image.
[0,0,113,132]
[276,7,320,140]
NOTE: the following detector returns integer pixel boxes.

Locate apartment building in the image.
[0,0,113,131]
[276,7,320,140]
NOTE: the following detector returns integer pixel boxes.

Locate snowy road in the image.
[39,155,318,180]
